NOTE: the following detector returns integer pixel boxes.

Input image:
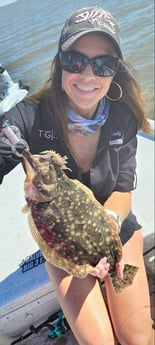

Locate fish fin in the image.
[112,264,139,293]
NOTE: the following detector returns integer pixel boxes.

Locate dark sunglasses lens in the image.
[61,52,86,73]
[92,57,119,76]
[60,52,119,76]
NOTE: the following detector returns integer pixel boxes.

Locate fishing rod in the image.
[0,64,29,154]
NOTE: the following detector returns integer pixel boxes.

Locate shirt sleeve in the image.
[115,110,138,192]
[115,135,137,191]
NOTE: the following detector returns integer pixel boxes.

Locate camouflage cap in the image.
[59,6,123,59]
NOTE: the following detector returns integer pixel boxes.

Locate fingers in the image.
[89,257,110,279]
[115,258,124,279]
[89,257,125,280]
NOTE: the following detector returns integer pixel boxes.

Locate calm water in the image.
[0,0,154,118]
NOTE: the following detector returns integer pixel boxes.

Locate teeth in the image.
[76,85,95,92]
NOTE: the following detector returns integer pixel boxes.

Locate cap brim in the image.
[61,29,123,60]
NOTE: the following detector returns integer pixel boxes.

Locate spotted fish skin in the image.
[23,150,138,292]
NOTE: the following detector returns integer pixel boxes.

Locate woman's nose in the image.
[80,63,95,78]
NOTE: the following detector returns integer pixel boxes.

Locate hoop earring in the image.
[106,81,122,101]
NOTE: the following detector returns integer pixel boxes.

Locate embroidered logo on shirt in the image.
[109,130,123,145]
[38,129,58,140]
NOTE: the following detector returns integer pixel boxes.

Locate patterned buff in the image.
[67,97,110,136]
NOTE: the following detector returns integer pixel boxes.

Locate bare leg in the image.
[45,262,115,345]
[105,230,154,345]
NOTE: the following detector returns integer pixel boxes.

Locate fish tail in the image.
[112,264,139,293]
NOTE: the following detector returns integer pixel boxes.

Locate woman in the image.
[0,6,153,345]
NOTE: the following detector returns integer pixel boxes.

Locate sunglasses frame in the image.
[60,50,120,77]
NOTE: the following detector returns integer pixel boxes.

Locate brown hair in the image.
[28,51,151,148]
[113,61,151,134]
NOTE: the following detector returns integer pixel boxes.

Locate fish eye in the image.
[38,156,49,164]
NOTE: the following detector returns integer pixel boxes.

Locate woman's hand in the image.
[89,257,110,279]
[89,257,124,280]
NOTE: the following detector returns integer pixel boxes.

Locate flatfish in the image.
[23,150,138,293]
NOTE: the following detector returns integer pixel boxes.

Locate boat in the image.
[0,66,154,345]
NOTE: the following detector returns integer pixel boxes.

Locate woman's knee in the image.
[116,308,154,345]
[74,332,115,345]
[118,331,154,345]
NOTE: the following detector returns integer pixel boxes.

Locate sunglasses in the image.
[60,51,120,77]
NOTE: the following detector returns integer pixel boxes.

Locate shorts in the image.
[120,211,142,245]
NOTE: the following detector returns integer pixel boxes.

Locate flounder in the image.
[23,149,138,293]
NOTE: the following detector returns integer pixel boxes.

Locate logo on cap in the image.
[75,9,116,34]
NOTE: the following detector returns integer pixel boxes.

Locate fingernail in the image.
[118,272,124,280]
[120,273,124,280]
[100,257,107,265]
[105,263,110,271]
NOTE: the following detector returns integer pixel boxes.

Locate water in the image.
[0,0,154,118]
